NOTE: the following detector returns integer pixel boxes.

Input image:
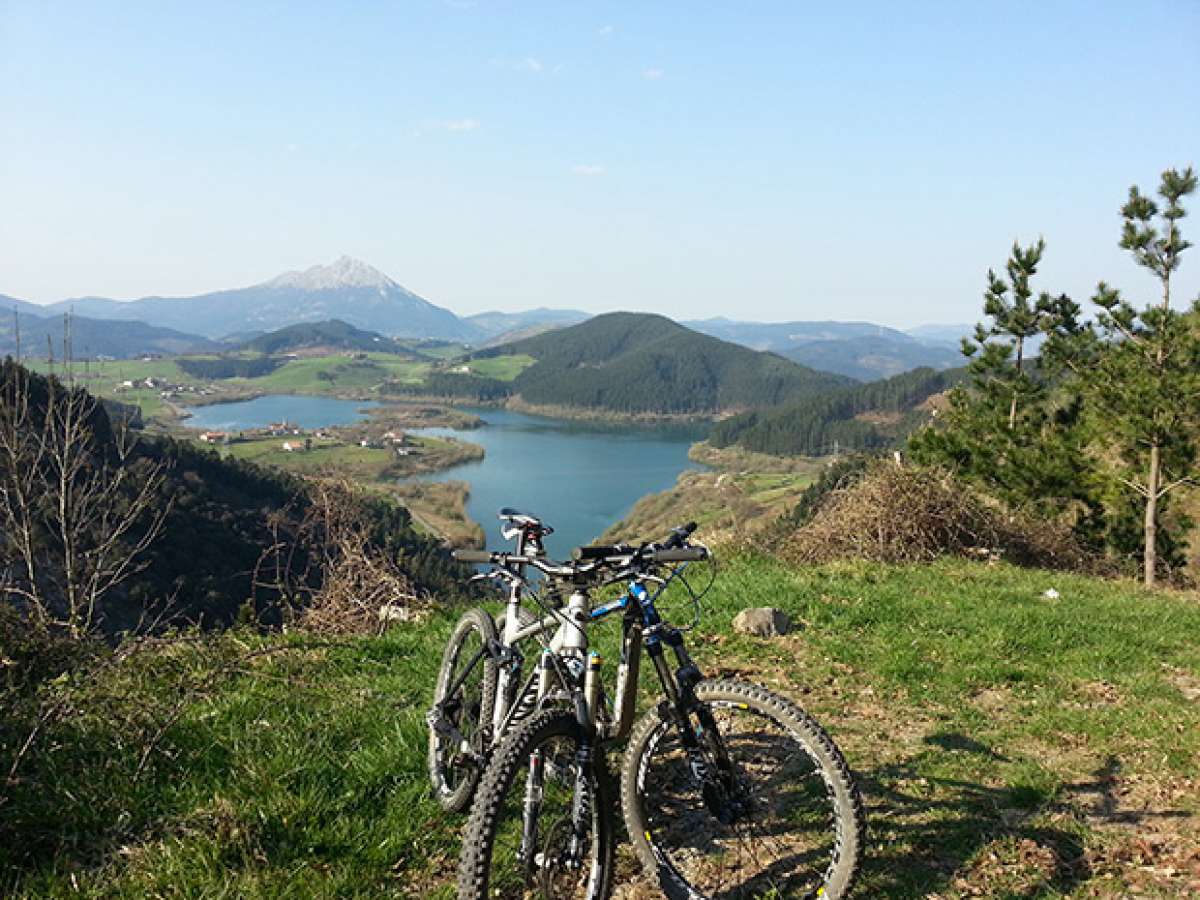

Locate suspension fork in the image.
[520,747,545,873]
[645,620,736,780]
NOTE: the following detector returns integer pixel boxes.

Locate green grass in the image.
[26,354,435,423]
[25,358,195,384]
[603,442,827,543]
[4,558,1198,897]
[218,433,481,484]
[223,435,395,478]
[228,354,429,394]
[458,354,535,382]
[24,359,197,419]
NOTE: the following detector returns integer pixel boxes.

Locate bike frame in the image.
[493,562,706,742]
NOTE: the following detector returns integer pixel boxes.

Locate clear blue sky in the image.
[2,1,1197,327]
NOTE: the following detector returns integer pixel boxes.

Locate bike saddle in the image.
[497,507,554,541]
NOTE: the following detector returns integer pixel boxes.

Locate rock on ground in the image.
[732,607,792,637]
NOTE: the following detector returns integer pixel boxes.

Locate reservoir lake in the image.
[186,396,706,556]
[186,394,382,431]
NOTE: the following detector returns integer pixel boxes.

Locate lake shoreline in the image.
[177,393,708,551]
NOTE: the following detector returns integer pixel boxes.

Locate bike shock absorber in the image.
[583,651,603,726]
[510,674,539,726]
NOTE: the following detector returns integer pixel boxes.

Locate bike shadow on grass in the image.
[853,735,1189,898]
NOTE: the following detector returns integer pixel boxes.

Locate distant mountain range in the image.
[3,261,980,382]
[905,322,1047,355]
[0,295,218,358]
[685,318,963,381]
[465,308,591,346]
[35,257,475,342]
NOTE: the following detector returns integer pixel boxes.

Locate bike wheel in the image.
[458,709,615,900]
[621,679,865,900]
[429,607,499,813]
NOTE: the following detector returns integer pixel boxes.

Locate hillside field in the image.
[23,354,434,422]
[4,558,1198,898]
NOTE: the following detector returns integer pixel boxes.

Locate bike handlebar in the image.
[649,546,707,563]
[455,522,707,578]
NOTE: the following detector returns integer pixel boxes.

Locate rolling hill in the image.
[464,308,590,346]
[686,318,962,381]
[0,305,218,359]
[779,335,962,381]
[709,365,967,456]
[235,319,420,356]
[466,312,852,416]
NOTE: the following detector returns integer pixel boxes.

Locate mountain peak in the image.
[266,256,397,291]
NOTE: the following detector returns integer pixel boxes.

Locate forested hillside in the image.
[710,366,965,455]
[0,360,463,632]
[469,312,850,415]
[1,308,217,358]
[236,319,418,355]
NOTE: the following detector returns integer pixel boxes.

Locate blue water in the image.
[184,396,707,556]
[185,395,381,431]
[409,408,707,557]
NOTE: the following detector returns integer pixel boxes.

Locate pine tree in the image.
[973,239,1052,428]
[910,242,1090,519]
[1057,167,1199,585]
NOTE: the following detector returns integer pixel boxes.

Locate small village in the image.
[196,420,420,458]
[113,375,223,402]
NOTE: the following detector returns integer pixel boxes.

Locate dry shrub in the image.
[297,539,422,636]
[781,462,1091,570]
[255,479,424,636]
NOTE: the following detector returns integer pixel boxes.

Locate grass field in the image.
[393,480,484,546]
[223,435,396,479]
[458,354,535,381]
[25,357,195,384]
[220,434,482,484]
[231,354,429,394]
[602,442,826,543]
[24,359,194,419]
[25,353,436,424]
[4,558,1198,897]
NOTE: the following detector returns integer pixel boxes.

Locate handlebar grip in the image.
[453,549,494,563]
[651,546,708,563]
[573,544,634,561]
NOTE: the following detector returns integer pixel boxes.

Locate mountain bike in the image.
[456,525,867,900]
[427,508,558,812]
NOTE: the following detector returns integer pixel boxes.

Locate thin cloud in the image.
[642,67,665,80]
[491,56,561,75]
[598,25,614,37]
[572,164,606,177]
[441,118,480,132]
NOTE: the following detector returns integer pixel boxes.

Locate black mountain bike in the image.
[455,524,866,900]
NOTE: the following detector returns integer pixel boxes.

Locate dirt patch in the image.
[854,409,904,426]
[1073,679,1123,708]
[971,686,1016,715]
[948,836,1068,898]
[1163,664,1200,702]
[1086,833,1200,896]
